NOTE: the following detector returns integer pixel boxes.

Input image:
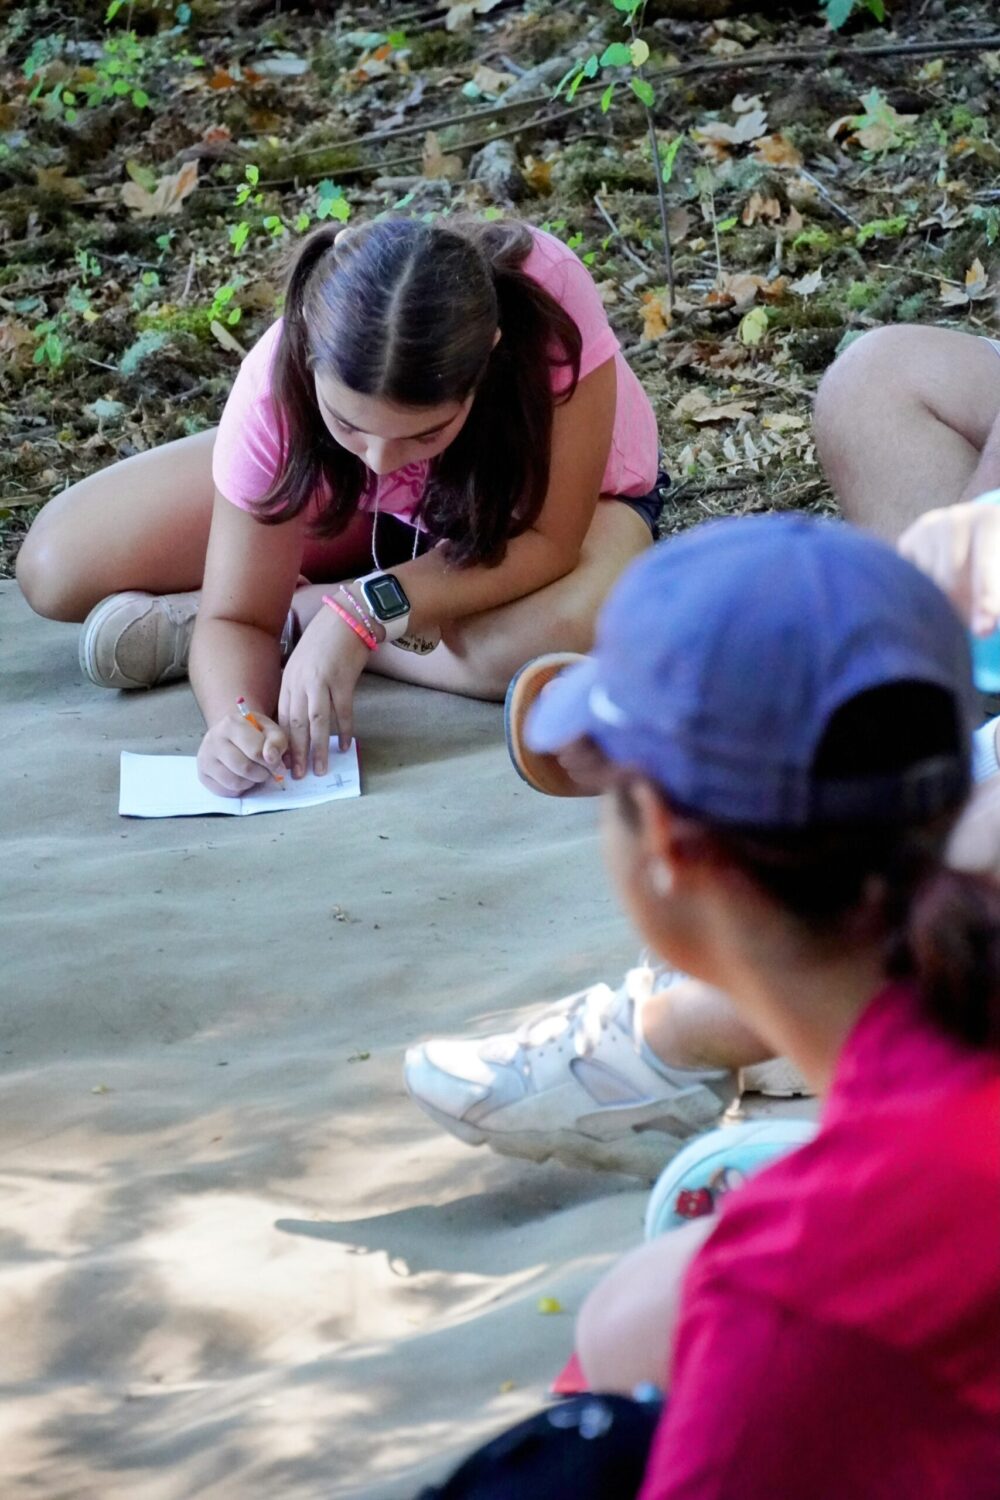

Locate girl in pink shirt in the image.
[17,218,660,796]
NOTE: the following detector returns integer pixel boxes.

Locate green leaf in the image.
[629,38,650,67]
[553,61,579,99]
[387,30,407,47]
[600,82,615,114]
[329,195,351,223]
[659,134,683,183]
[131,89,149,108]
[565,69,584,103]
[106,0,125,19]
[229,221,250,255]
[599,43,632,68]
[583,54,600,79]
[245,164,260,187]
[611,0,643,12]
[630,77,654,107]
[294,211,311,232]
[739,307,769,346]
[865,0,886,16]
[717,215,738,233]
[227,308,242,325]
[481,205,503,221]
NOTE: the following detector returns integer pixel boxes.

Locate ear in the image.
[491,327,502,349]
[628,778,709,887]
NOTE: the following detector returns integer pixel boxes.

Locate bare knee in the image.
[814,325,932,521]
[15,521,88,621]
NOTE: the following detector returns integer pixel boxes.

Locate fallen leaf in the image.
[121,161,199,218]
[762,412,807,432]
[673,389,755,423]
[472,63,509,94]
[207,66,239,90]
[710,37,744,58]
[441,0,503,30]
[917,58,945,82]
[709,271,769,312]
[940,257,991,307]
[421,130,463,181]
[200,123,232,146]
[499,1379,516,1393]
[731,93,763,115]
[784,205,805,234]
[742,192,781,226]
[34,165,85,200]
[523,154,553,194]
[693,107,769,158]
[91,1084,111,1095]
[739,306,769,346]
[640,290,671,341]
[668,205,693,244]
[210,318,247,355]
[789,267,823,297]
[537,1297,563,1315]
[753,133,803,169]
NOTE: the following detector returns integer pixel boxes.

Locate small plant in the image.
[229,167,350,257]
[32,319,67,369]
[554,0,676,305]
[823,0,887,28]
[855,214,909,247]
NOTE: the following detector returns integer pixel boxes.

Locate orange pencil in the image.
[236,697,285,789]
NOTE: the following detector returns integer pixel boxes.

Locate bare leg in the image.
[814,326,1000,540]
[638,976,774,1072]
[293,499,654,700]
[15,428,371,622]
[576,1217,718,1394]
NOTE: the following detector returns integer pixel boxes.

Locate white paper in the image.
[119,739,361,818]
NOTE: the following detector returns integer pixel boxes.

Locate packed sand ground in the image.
[1,582,814,1498]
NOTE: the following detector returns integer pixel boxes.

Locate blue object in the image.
[972,630,1000,693]
[526,514,977,827]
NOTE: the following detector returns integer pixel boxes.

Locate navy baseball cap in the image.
[526,514,976,827]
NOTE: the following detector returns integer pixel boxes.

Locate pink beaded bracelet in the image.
[322,594,378,651]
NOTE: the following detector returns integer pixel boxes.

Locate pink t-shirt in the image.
[640,982,1000,1500]
[211,228,659,527]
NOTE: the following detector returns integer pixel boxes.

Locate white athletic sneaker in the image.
[404,966,738,1179]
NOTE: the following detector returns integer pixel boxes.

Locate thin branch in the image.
[280,33,1000,161]
[593,193,652,275]
[797,168,862,228]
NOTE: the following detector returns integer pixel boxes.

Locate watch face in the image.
[364,574,410,621]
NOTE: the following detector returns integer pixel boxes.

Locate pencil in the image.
[236,697,286,789]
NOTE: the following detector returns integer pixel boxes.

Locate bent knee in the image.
[815,326,926,437]
[15,527,87,621]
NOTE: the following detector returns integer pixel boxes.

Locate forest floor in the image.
[2,0,1000,572]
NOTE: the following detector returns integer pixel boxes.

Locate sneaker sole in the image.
[78,591,155,690]
[739,1057,814,1098]
[504,653,592,798]
[406,1088,698,1181]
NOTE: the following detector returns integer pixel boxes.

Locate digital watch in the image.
[353,571,412,642]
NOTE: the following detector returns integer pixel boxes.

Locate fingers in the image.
[330,683,353,757]
[310,691,333,775]
[261,722,289,771]
[970,511,1000,636]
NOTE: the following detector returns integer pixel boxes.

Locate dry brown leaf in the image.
[784,204,805,235]
[34,165,86,200]
[753,133,803,169]
[708,271,768,312]
[674,388,755,423]
[742,192,781,227]
[523,154,553,194]
[0,320,34,369]
[668,205,693,244]
[210,319,248,356]
[693,107,769,158]
[762,412,807,432]
[120,160,199,218]
[421,130,463,181]
[940,258,991,307]
[640,291,671,342]
[472,62,508,94]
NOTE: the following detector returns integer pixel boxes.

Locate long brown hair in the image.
[254,216,583,566]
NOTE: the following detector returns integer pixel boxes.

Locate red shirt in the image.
[639,982,1000,1500]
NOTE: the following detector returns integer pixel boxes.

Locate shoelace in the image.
[511,962,670,1061]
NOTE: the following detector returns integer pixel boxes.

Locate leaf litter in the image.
[3,0,1000,566]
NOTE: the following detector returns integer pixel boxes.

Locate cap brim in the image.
[524,656,601,754]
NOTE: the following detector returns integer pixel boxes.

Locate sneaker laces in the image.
[484,961,671,1067]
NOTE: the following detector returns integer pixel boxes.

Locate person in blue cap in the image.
[418,513,1000,1500]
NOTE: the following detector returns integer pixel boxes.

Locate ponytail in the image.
[890,866,1000,1049]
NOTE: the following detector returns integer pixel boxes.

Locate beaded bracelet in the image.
[337,583,382,640]
[322,594,378,651]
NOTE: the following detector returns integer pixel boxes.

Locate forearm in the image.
[388,527,578,630]
[960,408,1000,501]
[189,617,283,727]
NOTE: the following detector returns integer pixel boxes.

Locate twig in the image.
[593,194,651,275]
[181,250,197,304]
[797,167,862,228]
[876,261,962,285]
[279,33,1000,162]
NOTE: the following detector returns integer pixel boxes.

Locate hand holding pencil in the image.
[195,698,289,798]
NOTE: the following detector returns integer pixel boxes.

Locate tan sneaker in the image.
[79,590,299,689]
[79,590,201,690]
